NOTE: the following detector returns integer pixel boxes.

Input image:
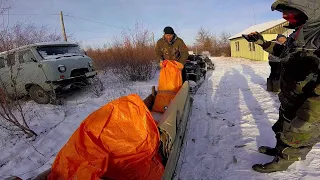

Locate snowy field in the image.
[1,58,320,180]
[174,58,320,180]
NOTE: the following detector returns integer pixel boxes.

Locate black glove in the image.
[248,32,266,45]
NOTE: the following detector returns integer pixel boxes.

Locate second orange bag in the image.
[158,60,184,92]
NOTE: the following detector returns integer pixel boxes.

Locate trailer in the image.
[27,82,192,180]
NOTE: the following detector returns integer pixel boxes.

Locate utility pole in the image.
[60,11,68,42]
[152,32,155,46]
[253,7,257,25]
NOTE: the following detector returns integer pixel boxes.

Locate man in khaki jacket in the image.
[155,26,189,64]
[155,27,189,81]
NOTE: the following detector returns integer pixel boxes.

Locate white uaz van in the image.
[0,42,97,104]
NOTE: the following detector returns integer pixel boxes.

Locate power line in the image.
[8,13,59,16]
[63,14,133,31]
[7,13,134,31]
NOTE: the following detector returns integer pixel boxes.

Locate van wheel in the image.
[29,85,50,104]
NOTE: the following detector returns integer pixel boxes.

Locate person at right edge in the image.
[246,0,320,173]
[267,34,287,92]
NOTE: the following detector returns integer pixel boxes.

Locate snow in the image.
[229,19,287,40]
[1,58,320,179]
[174,57,320,180]
[0,70,158,179]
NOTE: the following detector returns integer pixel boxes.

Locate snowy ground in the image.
[0,70,159,179]
[1,58,320,180]
[174,58,320,180]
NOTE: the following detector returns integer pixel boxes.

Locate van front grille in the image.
[70,68,89,77]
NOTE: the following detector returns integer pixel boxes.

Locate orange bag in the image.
[152,91,176,113]
[158,60,184,92]
[48,94,164,180]
[152,60,183,113]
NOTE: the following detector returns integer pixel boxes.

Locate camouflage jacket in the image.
[155,35,189,65]
[262,32,320,148]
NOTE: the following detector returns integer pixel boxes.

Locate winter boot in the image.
[259,146,277,156]
[267,78,273,91]
[272,80,280,92]
[252,155,298,173]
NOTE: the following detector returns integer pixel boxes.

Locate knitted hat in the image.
[276,34,286,40]
[164,26,175,34]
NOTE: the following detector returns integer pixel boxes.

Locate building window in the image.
[249,42,255,51]
[235,41,240,51]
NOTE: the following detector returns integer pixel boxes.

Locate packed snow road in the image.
[174,58,320,180]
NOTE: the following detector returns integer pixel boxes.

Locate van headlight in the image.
[58,65,66,73]
[88,61,93,67]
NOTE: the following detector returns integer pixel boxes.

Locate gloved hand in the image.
[248,32,266,45]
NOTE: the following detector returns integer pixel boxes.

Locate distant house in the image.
[229,19,293,61]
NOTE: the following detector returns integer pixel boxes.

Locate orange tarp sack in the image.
[152,91,176,113]
[158,60,184,92]
[152,60,183,113]
[48,94,164,180]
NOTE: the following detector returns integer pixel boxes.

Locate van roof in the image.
[0,42,79,55]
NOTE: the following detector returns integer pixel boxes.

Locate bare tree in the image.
[0,2,61,138]
[0,23,61,52]
[217,31,231,57]
[194,27,217,55]
[87,24,157,82]
[194,27,231,57]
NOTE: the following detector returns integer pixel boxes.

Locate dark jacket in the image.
[261,31,320,148]
[155,35,189,65]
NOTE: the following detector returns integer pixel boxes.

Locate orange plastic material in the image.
[152,91,176,113]
[48,94,164,180]
[152,60,183,113]
[158,60,184,92]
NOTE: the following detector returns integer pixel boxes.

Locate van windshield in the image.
[37,45,84,59]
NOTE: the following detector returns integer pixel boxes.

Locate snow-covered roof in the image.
[229,19,287,40]
[0,42,78,55]
[32,41,78,47]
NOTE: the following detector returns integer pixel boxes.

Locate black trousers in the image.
[269,62,281,80]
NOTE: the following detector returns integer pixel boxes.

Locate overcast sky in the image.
[7,0,282,47]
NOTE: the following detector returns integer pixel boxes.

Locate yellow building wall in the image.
[230,33,278,61]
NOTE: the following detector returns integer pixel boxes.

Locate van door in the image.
[0,52,19,96]
[0,55,10,96]
[16,49,47,95]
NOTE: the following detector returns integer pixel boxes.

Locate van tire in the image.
[29,85,50,104]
